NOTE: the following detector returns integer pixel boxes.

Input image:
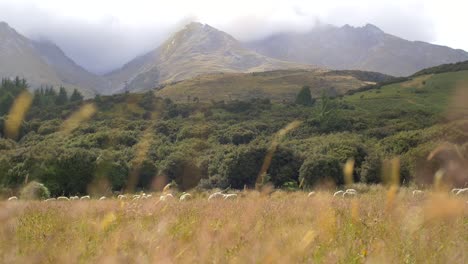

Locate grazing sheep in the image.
[118,194,127,200]
[145,194,153,199]
[412,190,424,197]
[80,195,90,200]
[57,196,70,201]
[343,191,357,197]
[99,196,107,201]
[308,191,316,197]
[160,193,174,201]
[456,188,468,196]
[223,193,238,200]
[70,196,79,200]
[451,188,461,194]
[7,196,18,201]
[180,193,192,201]
[44,198,56,202]
[132,194,141,199]
[345,189,357,193]
[333,190,344,197]
[208,192,224,200]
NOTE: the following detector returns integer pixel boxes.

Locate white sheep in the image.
[80,195,90,200]
[223,193,238,200]
[412,190,424,197]
[179,193,192,201]
[456,188,468,196]
[44,198,56,202]
[451,188,461,194]
[160,193,174,201]
[57,196,70,201]
[7,196,18,201]
[345,189,357,193]
[132,194,141,199]
[333,190,344,197]
[99,196,107,201]
[307,191,316,197]
[70,196,79,200]
[208,191,224,200]
[118,194,127,200]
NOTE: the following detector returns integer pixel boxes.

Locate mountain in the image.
[245,24,468,77]
[156,69,393,102]
[105,22,310,94]
[0,21,107,97]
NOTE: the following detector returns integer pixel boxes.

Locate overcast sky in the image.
[0,0,467,74]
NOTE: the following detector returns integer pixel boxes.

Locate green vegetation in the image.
[1,69,468,197]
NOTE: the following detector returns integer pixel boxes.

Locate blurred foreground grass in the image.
[0,187,467,263]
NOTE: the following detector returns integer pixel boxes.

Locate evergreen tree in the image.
[70,89,84,102]
[55,87,68,105]
[295,86,314,106]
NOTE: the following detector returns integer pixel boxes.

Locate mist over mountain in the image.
[0,22,106,97]
[105,22,309,94]
[245,23,468,76]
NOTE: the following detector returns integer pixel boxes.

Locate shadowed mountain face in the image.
[0,22,107,97]
[245,24,468,76]
[105,22,310,94]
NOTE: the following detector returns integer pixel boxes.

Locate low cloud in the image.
[0,0,444,74]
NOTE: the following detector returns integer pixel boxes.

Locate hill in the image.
[156,69,393,102]
[245,24,468,76]
[0,22,107,97]
[105,22,311,94]
[1,65,467,195]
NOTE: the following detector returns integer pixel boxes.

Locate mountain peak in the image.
[363,23,384,34]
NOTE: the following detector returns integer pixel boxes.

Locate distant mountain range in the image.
[1,21,468,96]
[245,23,468,76]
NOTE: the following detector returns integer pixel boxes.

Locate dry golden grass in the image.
[1,187,467,264]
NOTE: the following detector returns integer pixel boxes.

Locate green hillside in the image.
[1,69,467,197]
[156,69,391,102]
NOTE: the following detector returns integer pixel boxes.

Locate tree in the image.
[299,155,342,187]
[70,89,84,102]
[55,87,68,105]
[295,86,314,106]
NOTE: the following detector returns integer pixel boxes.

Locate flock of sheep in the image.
[4,188,468,202]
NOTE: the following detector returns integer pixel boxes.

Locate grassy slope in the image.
[156,69,373,102]
[1,189,466,263]
[345,70,468,119]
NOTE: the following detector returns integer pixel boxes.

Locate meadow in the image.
[1,187,467,263]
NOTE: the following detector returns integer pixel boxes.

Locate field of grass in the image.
[156,69,376,102]
[1,187,467,263]
[345,70,468,118]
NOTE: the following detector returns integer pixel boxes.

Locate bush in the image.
[20,181,50,200]
[299,155,342,187]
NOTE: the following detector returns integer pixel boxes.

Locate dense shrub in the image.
[20,181,50,200]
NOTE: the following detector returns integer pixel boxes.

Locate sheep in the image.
[345,189,357,193]
[99,196,107,201]
[333,190,344,197]
[412,190,424,197]
[208,191,224,200]
[160,193,174,201]
[44,198,56,202]
[57,196,70,201]
[307,191,316,197]
[7,196,18,201]
[70,196,79,201]
[343,191,357,197]
[451,188,461,194]
[179,193,192,201]
[223,193,238,200]
[80,195,90,200]
[118,194,127,200]
[132,194,141,199]
[145,194,153,199]
[456,188,468,196]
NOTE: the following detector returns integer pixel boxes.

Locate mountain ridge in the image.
[245,23,468,76]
